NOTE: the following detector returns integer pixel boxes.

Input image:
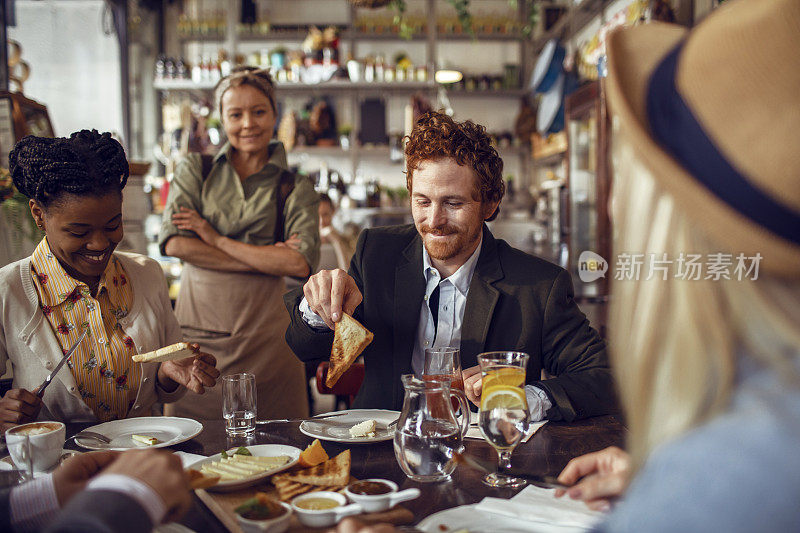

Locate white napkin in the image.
[475,485,605,530]
[466,411,547,442]
[173,451,206,469]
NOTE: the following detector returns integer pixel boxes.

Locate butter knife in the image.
[452,451,569,489]
[256,412,350,425]
[36,329,87,398]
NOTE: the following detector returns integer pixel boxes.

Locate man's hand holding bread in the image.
[303,269,373,388]
[303,269,363,330]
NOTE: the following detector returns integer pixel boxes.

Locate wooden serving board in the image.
[195,476,414,532]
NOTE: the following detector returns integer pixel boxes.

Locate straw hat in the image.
[606,0,800,277]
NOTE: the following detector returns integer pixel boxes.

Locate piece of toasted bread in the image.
[186,468,220,489]
[281,449,351,487]
[132,342,194,363]
[327,314,373,388]
[271,475,347,501]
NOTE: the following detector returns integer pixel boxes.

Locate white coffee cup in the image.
[5,421,66,472]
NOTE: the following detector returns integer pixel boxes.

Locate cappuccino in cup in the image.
[8,422,62,437]
[5,421,66,472]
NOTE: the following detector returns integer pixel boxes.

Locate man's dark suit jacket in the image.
[1,487,153,533]
[285,224,615,421]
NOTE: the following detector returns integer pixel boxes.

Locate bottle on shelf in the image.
[219,50,232,78]
[155,55,166,81]
[375,55,385,83]
[364,57,375,83]
[165,57,176,79]
[347,54,361,82]
[209,57,221,83]
[191,56,203,83]
[176,58,188,80]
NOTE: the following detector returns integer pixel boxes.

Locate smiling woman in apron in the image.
[159,67,319,420]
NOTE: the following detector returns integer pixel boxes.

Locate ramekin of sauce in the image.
[348,480,394,495]
[235,495,292,533]
[294,497,341,510]
[291,491,363,527]
[344,478,421,513]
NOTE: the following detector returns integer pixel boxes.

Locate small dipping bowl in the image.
[236,501,292,533]
[291,491,362,528]
[344,479,421,513]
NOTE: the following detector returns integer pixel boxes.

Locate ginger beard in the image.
[419,219,482,262]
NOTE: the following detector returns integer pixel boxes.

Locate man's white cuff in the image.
[299,296,332,330]
[10,473,59,532]
[86,473,167,525]
[525,385,553,422]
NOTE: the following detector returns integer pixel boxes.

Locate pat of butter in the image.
[132,434,159,446]
[349,419,377,438]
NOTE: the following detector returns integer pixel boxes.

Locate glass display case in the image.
[565,81,611,332]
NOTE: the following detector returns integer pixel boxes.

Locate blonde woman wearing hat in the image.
[159,67,319,420]
[551,0,800,530]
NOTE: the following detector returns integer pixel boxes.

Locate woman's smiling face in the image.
[220,84,277,155]
[30,190,123,287]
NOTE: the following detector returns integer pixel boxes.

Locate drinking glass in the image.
[477,351,530,488]
[423,347,464,391]
[222,373,257,436]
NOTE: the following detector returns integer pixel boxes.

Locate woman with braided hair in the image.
[0,130,220,429]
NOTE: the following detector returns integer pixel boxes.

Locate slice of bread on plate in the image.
[278,450,351,487]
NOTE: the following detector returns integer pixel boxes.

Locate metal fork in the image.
[72,431,111,444]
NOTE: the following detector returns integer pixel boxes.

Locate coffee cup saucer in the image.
[0,449,82,477]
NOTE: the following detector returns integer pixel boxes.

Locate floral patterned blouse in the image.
[29,238,142,421]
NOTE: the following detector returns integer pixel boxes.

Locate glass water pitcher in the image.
[393,374,470,482]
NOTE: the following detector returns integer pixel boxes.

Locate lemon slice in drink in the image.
[482,367,525,390]
[481,385,528,411]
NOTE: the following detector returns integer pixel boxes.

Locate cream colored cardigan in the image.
[0,252,186,423]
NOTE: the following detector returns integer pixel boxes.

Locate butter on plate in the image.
[349,419,377,438]
[132,434,159,446]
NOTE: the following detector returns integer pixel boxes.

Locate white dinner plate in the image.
[74,416,203,450]
[417,503,591,533]
[187,444,302,492]
[299,409,399,444]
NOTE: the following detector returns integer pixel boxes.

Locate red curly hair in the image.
[404,111,505,221]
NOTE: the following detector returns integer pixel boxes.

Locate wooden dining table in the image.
[65,415,626,532]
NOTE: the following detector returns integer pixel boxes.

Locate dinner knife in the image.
[256,412,353,425]
[36,329,87,398]
[452,451,569,489]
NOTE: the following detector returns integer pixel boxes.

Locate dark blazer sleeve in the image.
[537,270,617,421]
[43,489,154,533]
[284,229,368,364]
[0,487,10,531]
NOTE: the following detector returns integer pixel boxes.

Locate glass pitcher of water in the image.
[393,374,470,482]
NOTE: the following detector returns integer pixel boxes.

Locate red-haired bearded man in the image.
[285,111,615,422]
